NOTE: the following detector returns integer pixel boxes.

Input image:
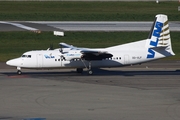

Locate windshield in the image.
[21,55,31,58]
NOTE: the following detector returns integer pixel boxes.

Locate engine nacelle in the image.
[62,50,82,61]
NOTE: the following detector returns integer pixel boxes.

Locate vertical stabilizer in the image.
[146,14,175,59]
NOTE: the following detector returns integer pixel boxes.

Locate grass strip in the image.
[0,1,179,21]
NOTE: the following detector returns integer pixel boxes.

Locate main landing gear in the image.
[76,68,92,75]
[88,70,93,75]
[79,60,93,75]
[76,68,83,73]
[88,61,93,75]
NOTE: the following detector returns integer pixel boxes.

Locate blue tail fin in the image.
[146,14,174,59]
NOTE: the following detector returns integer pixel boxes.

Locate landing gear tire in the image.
[88,70,93,75]
[17,70,22,75]
[76,68,83,73]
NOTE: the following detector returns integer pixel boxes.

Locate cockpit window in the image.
[21,55,27,58]
[21,55,31,58]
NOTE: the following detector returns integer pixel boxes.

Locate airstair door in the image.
[37,54,43,68]
[124,55,129,65]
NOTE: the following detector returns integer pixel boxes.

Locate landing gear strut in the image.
[17,67,22,75]
[80,59,93,75]
[88,61,93,75]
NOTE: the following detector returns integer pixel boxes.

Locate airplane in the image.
[6,14,175,75]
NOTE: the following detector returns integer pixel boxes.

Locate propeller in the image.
[59,44,64,53]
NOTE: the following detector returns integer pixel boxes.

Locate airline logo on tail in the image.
[147,21,163,58]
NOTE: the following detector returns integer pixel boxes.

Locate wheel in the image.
[76,68,83,73]
[17,70,22,75]
[88,70,93,75]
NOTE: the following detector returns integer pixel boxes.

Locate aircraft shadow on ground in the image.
[90,68,180,76]
[2,68,180,77]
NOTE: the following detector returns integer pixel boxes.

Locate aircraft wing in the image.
[59,42,77,49]
[59,42,113,60]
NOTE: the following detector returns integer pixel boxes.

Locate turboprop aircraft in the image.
[6,14,175,75]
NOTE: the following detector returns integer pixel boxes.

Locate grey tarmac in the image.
[0,61,180,120]
[1,21,180,32]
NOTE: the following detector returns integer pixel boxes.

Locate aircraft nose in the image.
[6,59,14,66]
[6,59,20,67]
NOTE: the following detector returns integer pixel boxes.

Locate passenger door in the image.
[37,54,43,68]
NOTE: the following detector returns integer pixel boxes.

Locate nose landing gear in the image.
[17,67,22,75]
[17,70,22,75]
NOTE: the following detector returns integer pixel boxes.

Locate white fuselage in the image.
[6,39,169,70]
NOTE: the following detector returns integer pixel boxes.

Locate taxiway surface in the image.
[1,21,180,32]
[0,61,180,120]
